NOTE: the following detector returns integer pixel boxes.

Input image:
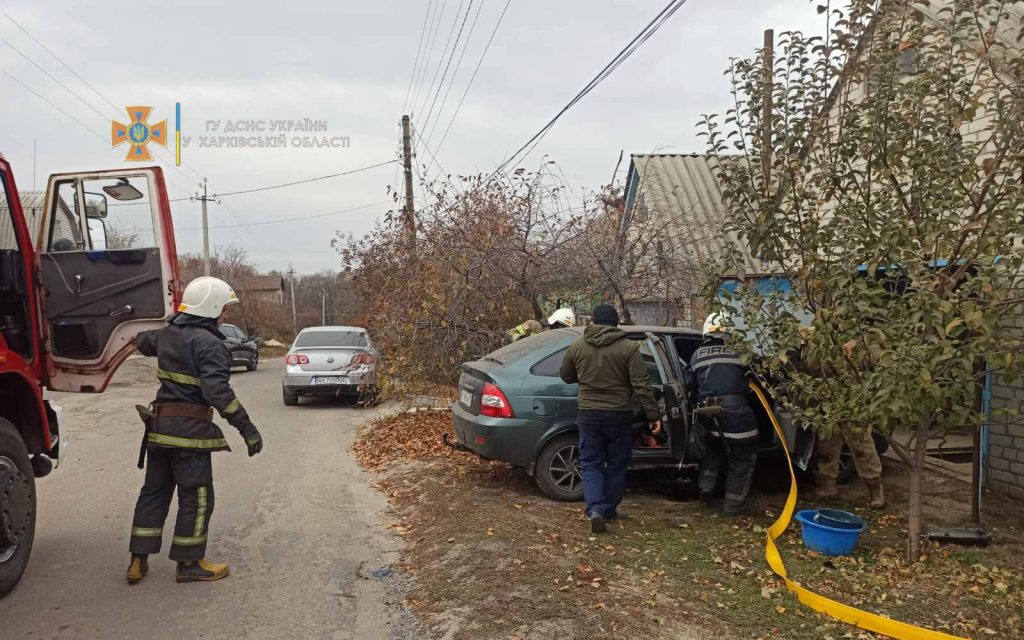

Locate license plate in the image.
[313,376,348,385]
[460,388,473,407]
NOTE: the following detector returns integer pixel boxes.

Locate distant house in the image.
[238,275,286,304]
[620,153,784,328]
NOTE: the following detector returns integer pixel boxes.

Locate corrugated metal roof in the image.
[623,154,767,280]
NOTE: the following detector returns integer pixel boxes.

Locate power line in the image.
[430,0,511,159]
[419,0,476,142]
[487,0,689,182]
[0,65,106,142]
[409,0,448,114]
[402,0,436,114]
[422,0,487,147]
[414,0,464,118]
[0,9,206,185]
[0,34,111,122]
[177,201,390,229]
[214,159,397,197]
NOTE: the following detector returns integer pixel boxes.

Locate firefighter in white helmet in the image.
[127,277,263,585]
[690,311,759,515]
[508,307,576,342]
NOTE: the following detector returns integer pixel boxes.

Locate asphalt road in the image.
[0,356,404,639]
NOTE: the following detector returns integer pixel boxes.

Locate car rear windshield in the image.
[481,328,575,366]
[294,331,368,348]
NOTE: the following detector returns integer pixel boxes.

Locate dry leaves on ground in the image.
[352,408,466,470]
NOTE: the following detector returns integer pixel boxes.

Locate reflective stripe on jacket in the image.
[689,338,758,442]
[135,314,260,452]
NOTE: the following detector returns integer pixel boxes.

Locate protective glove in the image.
[245,428,264,457]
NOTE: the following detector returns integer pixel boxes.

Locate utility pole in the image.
[321,289,327,325]
[401,115,416,245]
[287,264,297,335]
[762,29,775,187]
[192,178,217,276]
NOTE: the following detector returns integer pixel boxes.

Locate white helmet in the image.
[703,311,730,338]
[177,276,239,319]
[547,307,576,328]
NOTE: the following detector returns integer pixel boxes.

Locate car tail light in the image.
[286,354,309,366]
[480,382,513,418]
[352,352,376,366]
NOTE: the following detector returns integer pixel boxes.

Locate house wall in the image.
[987,316,1024,500]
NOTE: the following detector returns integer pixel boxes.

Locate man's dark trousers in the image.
[129,448,214,561]
[577,409,634,519]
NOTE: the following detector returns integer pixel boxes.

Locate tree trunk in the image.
[906,423,931,563]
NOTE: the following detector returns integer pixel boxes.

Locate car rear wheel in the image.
[535,433,584,502]
[247,351,259,372]
[0,417,36,599]
[282,387,298,406]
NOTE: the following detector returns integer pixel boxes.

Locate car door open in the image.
[37,167,179,392]
[644,332,690,461]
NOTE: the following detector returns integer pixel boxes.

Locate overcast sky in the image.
[0,0,825,273]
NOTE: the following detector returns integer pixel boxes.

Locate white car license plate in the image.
[460,389,473,407]
[313,376,348,385]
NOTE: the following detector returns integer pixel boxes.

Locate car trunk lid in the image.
[458,358,506,415]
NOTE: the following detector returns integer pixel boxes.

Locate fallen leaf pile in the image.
[352,408,467,470]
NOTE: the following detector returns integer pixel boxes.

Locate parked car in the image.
[221,323,261,371]
[282,326,379,406]
[450,326,881,502]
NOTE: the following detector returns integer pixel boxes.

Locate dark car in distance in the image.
[221,323,261,371]
[451,326,823,502]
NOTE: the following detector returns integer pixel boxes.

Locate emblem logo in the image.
[111,106,167,161]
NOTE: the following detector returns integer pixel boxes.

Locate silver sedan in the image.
[281,326,379,405]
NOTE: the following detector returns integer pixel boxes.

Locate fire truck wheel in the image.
[0,417,35,599]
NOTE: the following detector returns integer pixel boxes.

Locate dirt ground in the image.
[355,410,1024,640]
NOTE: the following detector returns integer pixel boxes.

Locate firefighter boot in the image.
[175,558,230,583]
[126,554,149,584]
[866,478,886,509]
[815,476,839,501]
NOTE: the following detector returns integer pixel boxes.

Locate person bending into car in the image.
[692,312,759,515]
[559,304,660,533]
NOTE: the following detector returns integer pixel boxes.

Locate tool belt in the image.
[703,393,748,406]
[152,403,214,421]
[135,403,214,469]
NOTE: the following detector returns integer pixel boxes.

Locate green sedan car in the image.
[450,326,817,502]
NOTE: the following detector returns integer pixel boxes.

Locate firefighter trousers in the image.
[816,426,882,482]
[129,448,214,562]
[698,437,758,509]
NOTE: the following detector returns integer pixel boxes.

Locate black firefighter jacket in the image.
[689,338,759,443]
[135,313,260,452]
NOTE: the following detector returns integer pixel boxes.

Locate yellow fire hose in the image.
[749,382,968,640]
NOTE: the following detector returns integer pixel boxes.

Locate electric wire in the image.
[429,0,511,161]
[402,0,436,114]
[413,0,464,117]
[177,201,390,230]
[213,159,398,197]
[486,0,689,183]
[409,0,448,115]
[418,0,475,143]
[421,0,486,146]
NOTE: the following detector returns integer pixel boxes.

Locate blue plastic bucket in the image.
[815,508,865,530]
[795,509,865,556]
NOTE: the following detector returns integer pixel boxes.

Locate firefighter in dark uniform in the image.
[126,276,264,584]
[690,312,759,515]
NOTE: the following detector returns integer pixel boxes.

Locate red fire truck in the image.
[0,154,180,597]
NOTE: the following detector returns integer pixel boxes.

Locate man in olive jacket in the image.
[560,304,660,533]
